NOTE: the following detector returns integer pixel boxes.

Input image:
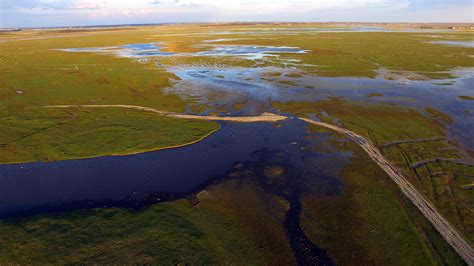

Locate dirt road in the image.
[44,105,287,122]
[300,117,474,265]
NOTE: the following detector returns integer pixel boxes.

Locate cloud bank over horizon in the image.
[1,0,472,28]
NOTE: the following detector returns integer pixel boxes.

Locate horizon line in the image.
[2,21,474,30]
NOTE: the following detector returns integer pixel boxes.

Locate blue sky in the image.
[1,0,473,28]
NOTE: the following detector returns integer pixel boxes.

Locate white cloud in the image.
[2,0,409,11]
[0,0,471,27]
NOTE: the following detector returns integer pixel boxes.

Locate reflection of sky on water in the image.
[197,45,308,60]
[60,43,307,61]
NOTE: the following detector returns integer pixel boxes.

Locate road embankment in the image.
[44,105,287,123]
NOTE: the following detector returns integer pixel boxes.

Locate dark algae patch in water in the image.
[251,149,336,265]
[198,146,340,265]
[285,200,334,265]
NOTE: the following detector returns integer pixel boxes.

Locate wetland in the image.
[0,23,472,264]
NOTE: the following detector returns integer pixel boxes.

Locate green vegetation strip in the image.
[0,107,219,164]
[0,179,292,264]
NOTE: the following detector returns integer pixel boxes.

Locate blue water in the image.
[122,43,159,50]
[0,119,347,218]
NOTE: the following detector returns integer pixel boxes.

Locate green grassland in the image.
[0,107,219,164]
[0,177,292,264]
[273,98,445,143]
[0,32,178,110]
[0,28,219,163]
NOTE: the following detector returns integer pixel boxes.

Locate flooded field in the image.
[167,66,474,149]
[62,40,473,151]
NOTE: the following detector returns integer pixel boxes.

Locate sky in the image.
[1,0,473,28]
